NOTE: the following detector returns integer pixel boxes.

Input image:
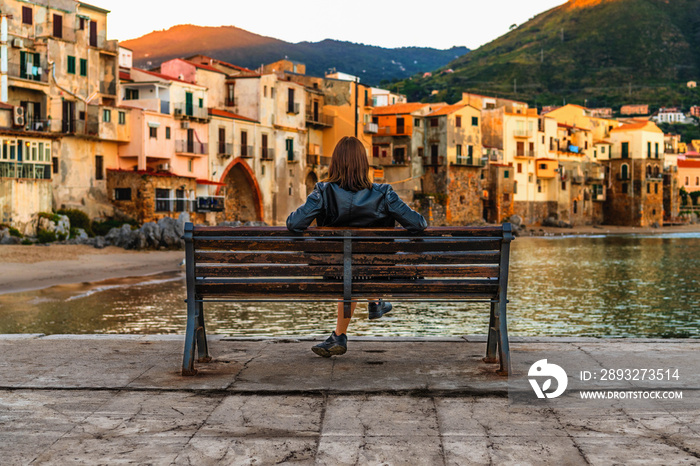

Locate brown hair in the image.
[324,136,372,191]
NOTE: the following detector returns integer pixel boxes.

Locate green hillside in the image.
[391,0,700,110]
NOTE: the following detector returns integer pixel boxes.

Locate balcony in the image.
[261,148,275,160]
[24,117,50,132]
[287,102,300,115]
[173,103,210,121]
[287,150,299,162]
[100,81,117,96]
[239,145,254,158]
[307,154,320,165]
[513,150,535,158]
[35,21,76,42]
[225,97,237,107]
[453,156,483,166]
[0,161,52,180]
[196,196,225,212]
[363,123,378,134]
[514,129,533,138]
[377,126,408,136]
[218,143,233,158]
[175,140,208,155]
[306,112,333,127]
[320,156,331,166]
[61,119,99,136]
[7,62,49,84]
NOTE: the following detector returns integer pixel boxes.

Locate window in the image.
[188,159,193,172]
[80,58,87,77]
[241,130,248,156]
[118,111,125,125]
[655,143,659,158]
[396,117,405,134]
[286,138,294,161]
[456,145,462,156]
[155,189,171,212]
[263,86,267,98]
[513,181,518,194]
[67,56,76,74]
[53,14,63,38]
[647,142,651,158]
[528,174,533,183]
[227,83,235,105]
[539,163,547,170]
[198,98,203,109]
[103,109,111,123]
[52,157,59,174]
[647,183,650,194]
[22,6,32,25]
[287,88,295,113]
[414,118,420,127]
[430,118,438,127]
[472,116,478,126]
[573,200,578,214]
[655,183,658,194]
[78,17,86,30]
[601,146,606,154]
[621,142,629,159]
[621,182,628,194]
[114,188,131,201]
[697,176,700,186]
[504,170,509,179]
[562,181,566,191]
[125,88,139,100]
[685,176,689,186]
[537,181,542,193]
[621,163,629,180]
[149,126,157,138]
[517,163,522,173]
[95,155,103,180]
[456,116,462,128]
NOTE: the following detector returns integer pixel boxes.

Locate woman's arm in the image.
[286,183,325,232]
[385,186,427,234]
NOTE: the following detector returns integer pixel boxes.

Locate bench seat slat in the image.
[195,251,501,265]
[194,239,502,253]
[195,279,499,297]
[195,265,499,278]
[193,226,505,237]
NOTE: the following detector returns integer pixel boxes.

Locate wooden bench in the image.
[182,222,514,376]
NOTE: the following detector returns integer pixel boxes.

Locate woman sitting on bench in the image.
[286,136,427,357]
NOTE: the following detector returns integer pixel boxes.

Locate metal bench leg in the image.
[195,301,211,363]
[483,302,498,363]
[496,299,511,376]
[182,297,198,376]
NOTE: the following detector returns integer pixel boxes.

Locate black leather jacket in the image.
[286,182,427,234]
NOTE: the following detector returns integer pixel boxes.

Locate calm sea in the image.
[0,233,697,338]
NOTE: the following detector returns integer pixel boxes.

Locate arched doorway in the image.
[305,171,318,196]
[219,158,263,222]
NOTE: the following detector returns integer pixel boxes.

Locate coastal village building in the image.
[370,88,406,107]
[678,158,700,193]
[421,103,484,225]
[0,0,126,231]
[605,120,665,226]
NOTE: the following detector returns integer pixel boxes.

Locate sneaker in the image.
[368,300,392,320]
[312,331,347,358]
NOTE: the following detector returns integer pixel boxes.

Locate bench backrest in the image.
[185,223,513,303]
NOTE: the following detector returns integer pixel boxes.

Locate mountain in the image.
[391,0,700,110]
[120,25,468,87]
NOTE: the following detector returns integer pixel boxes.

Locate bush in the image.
[38,212,61,223]
[21,239,32,245]
[36,229,57,244]
[91,218,139,237]
[0,224,22,237]
[57,209,93,236]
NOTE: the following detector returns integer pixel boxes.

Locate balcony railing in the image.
[307,153,320,165]
[261,148,274,160]
[514,129,533,137]
[513,150,534,158]
[287,150,299,162]
[306,112,333,127]
[196,196,225,212]
[377,126,408,136]
[218,143,233,157]
[173,103,210,120]
[225,97,238,107]
[320,156,331,166]
[239,145,254,158]
[175,140,208,155]
[60,119,99,135]
[100,81,117,96]
[364,123,378,134]
[7,62,49,83]
[287,102,300,114]
[0,161,51,180]
[24,117,50,132]
[454,156,479,166]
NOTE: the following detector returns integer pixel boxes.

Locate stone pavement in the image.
[0,335,698,465]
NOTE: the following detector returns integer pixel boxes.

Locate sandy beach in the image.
[0,245,184,294]
[0,223,698,295]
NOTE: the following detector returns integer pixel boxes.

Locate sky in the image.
[97,0,568,50]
